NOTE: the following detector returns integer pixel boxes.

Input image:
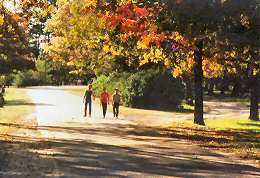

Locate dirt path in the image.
[204,101,251,119]
[0,87,259,178]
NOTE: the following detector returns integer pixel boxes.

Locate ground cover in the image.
[0,88,35,134]
[64,86,260,164]
[163,118,260,163]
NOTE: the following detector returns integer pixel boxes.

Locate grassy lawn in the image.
[62,85,86,96]
[0,88,35,132]
[181,103,210,113]
[205,117,260,132]
[163,117,260,162]
[204,95,258,108]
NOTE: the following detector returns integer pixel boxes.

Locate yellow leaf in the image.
[0,15,4,26]
[253,68,258,76]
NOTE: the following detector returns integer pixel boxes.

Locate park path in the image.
[0,86,259,178]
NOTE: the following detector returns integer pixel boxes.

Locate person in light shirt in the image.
[113,88,121,118]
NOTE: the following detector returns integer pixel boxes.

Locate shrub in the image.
[12,70,40,87]
[0,75,14,86]
[0,76,6,86]
[92,69,184,110]
[35,59,53,85]
[11,59,53,87]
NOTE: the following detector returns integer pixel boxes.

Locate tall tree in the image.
[220,0,260,121]
[153,0,225,125]
[0,0,55,75]
[17,0,56,58]
[44,0,105,77]
[0,1,33,74]
[161,0,259,124]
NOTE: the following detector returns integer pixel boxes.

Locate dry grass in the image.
[163,121,260,162]
[0,88,35,134]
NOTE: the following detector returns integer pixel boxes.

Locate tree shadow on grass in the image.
[26,86,64,91]
[5,99,54,107]
[0,122,259,148]
[0,122,260,177]
[131,105,194,114]
[238,122,260,128]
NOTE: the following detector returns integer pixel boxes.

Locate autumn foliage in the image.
[0,0,259,122]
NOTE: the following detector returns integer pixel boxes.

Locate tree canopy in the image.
[1,0,258,123]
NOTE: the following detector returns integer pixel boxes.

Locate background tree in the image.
[44,0,259,124]
[158,0,259,124]
[0,1,33,75]
[44,0,104,79]
[220,0,260,121]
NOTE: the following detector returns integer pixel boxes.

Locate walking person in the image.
[100,87,109,118]
[83,84,94,118]
[0,85,4,107]
[113,88,121,118]
[1,85,5,94]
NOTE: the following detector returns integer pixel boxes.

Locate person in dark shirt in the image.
[83,84,94,118]
[1,85,5,94]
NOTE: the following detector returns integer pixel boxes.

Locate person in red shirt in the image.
[100,87,109,118]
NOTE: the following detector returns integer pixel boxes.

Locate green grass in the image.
[0,88,34,124]
[205,117,260,132]
[63,86,86,96]
[166,118,260,161]
[181,103,210,113]
[204,95,256,107]
[180,116,260,132]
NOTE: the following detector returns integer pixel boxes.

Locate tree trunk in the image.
[231,79,241,97]
[194,40,205,125]
[207,79,214,96]
[220,79,226,95]
[249,75,259,121]
[185,76,194,105]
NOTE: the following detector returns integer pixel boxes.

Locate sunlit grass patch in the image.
[181,103,210,113]
[166,119,260,161]
[205,117,260,132]
[63,86,86,96]
[0,88,34,124]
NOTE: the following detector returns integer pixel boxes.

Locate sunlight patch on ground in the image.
[29,149,58,157]
[73,165,105,171]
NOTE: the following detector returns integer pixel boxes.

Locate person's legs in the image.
[84,102,88,117]
[102,103,107,118]
[89,101,92,117]
[113,103,116,117]
[115,103,119,118]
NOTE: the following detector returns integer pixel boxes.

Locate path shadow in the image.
[0,121,259,148]
[0,134,259,178]
[0,121,259,177]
